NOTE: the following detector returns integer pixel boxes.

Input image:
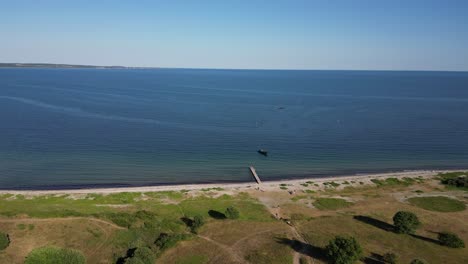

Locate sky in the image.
[1,0,468,71]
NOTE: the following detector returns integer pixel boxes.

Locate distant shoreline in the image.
[1,63,468,72]
[0,63,153,69]
[0,169,464,195]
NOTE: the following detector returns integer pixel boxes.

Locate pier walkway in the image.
[249,166,262,184]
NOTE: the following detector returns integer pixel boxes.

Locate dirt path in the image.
[230,227,281,249]
[0,217,126,230]
[289,224,312,264]
[254,197,312,264]
[197,235,247,264]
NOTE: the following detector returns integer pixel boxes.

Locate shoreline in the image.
[0,169,463,195]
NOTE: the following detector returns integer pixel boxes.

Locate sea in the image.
[0,68,467,189]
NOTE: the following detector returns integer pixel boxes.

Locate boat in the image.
[257,149,268,156]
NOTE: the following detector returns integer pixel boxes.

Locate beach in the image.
[0,169,460,195]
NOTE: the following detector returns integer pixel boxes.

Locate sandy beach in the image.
[0,169,462,195]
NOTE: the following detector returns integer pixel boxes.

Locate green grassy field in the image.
[408,196,466,212]
[0,174,467,264]
[312,198,353,210]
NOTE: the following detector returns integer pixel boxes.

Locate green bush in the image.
[125,247,155,264]
[410,259,427,264]
[0,232,9,250]
[439,172,468,190]
[190,215,204,234]
[382,252,397,264]
[392,211,420,234]
[438,232,465,248]
[24,246,85,264]
[154,233,190,251]
[225,206,240,219]
[325,236,362,264]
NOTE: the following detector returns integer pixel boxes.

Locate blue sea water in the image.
[0,68,467,189]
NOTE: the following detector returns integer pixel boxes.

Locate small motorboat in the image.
[257,149,268,156]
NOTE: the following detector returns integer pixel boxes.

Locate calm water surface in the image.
[0,68,467,189]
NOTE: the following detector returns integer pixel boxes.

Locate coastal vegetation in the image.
[392,211,421,234]
[381,252,397,264]
[0,232,9,250]
[0,172,467,263]
[325,236,362,264]
[24,246,85,264]
[313,198,352,210]
[408,196,466,212]
[225,206,240,219]
[438,171,468,190]
[410,259,427,264]
[438,232,465,248]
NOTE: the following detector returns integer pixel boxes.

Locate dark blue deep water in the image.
[1,68,467,189]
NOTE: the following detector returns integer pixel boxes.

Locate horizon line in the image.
[1,62,467,73]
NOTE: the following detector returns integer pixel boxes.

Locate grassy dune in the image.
[0,172,467,264]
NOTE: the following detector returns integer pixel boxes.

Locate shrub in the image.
[24,246,85,264]
[382,252,397,264]
[439,172,468,189]
[325,236,363,264]
[438,232,465,248]
[191,215,204,234]
[225,206,240,219]
[392,211,420,234]
[125,247,155,264]
[154,233,190,250]
[410,259,427,264]
[0,232,9,250]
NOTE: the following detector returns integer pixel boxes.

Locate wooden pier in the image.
[249,166,262,184]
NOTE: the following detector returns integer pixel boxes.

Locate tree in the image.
[392,211,421,234]
[410,259,427,264]
[438,232,465,248]
[325,236,363,264]
[0,232,9,250]
[125,247,155,264]
[382,252,397,264]
[191,215,205,234]
[225,206,240,219]
[154,233,189,250]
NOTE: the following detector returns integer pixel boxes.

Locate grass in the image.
[437,171,468,191]
[298,214,468,264]
[0,218,118,263]
[313,198,352,210]
[201,187,224,192]
[323,182,340,188]
[291,195,309,202]
[371,177,416,187]
[408,196,466,212]
[1,176,467,264]
[0,191,273,263]
[175,255,209,264]
[158,221,293,264]
[24,246,85,264]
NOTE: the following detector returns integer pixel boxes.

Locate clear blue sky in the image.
[1,0,468,71]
